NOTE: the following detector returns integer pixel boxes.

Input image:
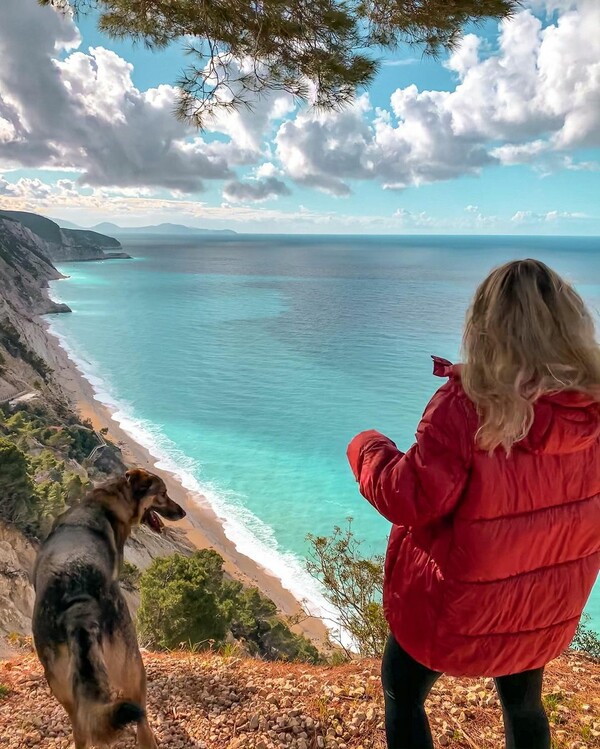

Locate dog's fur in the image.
[32,468,186,748]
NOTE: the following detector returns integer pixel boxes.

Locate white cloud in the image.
[275,95,374,196]
[0,177,56,199]
[382,58,419,67]
[1,173,594,233]
[204,58,296,156]
[511,209,589,223]
[393,209,440,229]
[563,157,600,172]
[0,0,255,193]
[0,180,410,230]
[274,3,600,194]
[444,35,480,80]
[392,205,499,230]
[255,162,282,179]
[275,86,494,194]
[491,141,550,166]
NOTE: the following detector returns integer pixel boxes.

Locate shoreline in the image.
[42,318,331,649]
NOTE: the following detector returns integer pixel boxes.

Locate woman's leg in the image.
[381,634,442,749]
[494,668,551,749]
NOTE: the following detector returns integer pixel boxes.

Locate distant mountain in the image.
[91,222,237,236]
[0,211,130,262]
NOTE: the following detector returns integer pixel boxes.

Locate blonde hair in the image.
[461,259,600,452]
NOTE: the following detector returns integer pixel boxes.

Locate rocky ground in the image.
[0,646,598,749]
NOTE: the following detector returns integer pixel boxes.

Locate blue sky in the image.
[0,0,598,234]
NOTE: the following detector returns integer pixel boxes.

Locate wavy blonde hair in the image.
[461,259,600,452]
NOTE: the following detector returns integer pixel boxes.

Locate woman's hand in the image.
[345,383,472,527]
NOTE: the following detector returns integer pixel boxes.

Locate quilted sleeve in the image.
[347,383,472,527]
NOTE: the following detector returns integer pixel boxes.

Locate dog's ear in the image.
[125,468,155,500]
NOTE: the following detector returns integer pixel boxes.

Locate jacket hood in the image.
[519,391,600,454]
[431,356,600,455]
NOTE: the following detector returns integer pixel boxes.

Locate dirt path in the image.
[0,649,598,748]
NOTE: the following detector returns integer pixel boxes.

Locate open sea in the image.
[47,234,600,627]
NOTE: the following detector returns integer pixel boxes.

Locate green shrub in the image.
[230,586,321,663]
[0,437,38,533]
[120,560,141,591]
[46,429,74,452]
[137,551,321,663]
[306,519,387,658]
[572,615,600,661]
[0,403,116,537]
[137,551,235,650]
[62,472,87,503]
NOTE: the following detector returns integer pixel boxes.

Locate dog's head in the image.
[125,468,186,533]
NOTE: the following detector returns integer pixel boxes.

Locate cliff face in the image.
[0,210,130,262]
[0,523,36,647]
[0,216,70,403]
[52,227,130,261]
[0,211,187,647]
[0,217,67,316]
[0,209,129,402]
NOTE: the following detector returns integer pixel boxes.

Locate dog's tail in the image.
[64,598,144,743]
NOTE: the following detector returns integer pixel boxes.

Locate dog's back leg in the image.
[72,721,89,749]
[136,717,158,749]
[65,599,144,745]
[132,664,157,749]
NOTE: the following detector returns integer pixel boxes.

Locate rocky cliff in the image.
[0,211,187,648]
[0,217,68,316]
[0,210,130,262]
[0,216,70,403]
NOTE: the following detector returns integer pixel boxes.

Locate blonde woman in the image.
[348,259,600,749]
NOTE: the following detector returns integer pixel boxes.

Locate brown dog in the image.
[32,469,186,748]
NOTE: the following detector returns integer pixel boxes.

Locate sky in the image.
[0,0,599,234]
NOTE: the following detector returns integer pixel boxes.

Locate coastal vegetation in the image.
[572,615,600,662]
[137,550,322,663]
[306,520,387,658]
[0,401,116,537]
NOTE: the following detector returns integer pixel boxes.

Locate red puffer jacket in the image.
[347,357,600,677]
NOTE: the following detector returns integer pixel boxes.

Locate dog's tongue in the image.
[143,509,164,534]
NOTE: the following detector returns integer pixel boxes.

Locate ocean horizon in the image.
[47,233,600,627]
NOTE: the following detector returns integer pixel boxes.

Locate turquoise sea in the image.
[47,234,600,625]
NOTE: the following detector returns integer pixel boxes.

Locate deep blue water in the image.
[48,234,600,624]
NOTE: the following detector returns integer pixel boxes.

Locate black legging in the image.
[381,635,551,749]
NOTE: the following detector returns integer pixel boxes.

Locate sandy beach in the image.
[42,320,330,649]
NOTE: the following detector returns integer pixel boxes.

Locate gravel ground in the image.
[0,648,598,748]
